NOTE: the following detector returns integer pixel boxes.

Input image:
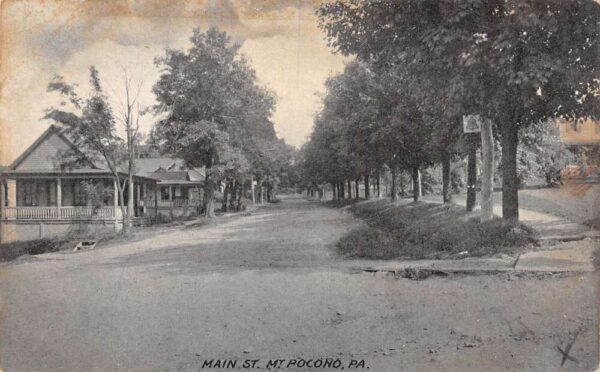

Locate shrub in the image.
[322,198,360,208]
[337,226,398,259]
[0,239,62,262]
[336,200,537,259]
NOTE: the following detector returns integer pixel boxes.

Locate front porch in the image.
[1,175,155,220]
[0,174,157,243]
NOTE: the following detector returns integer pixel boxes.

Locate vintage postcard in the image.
[0,0,598,371]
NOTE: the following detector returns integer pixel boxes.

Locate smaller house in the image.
[558,119,600,145]
[136,158,205,218]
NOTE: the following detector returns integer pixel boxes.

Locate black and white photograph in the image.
[0,0,599,371]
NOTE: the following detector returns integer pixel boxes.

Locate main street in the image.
[0,196,596,371]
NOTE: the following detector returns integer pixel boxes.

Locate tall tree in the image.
[152,27,277,217]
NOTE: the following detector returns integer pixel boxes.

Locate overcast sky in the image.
[0,0,347,164]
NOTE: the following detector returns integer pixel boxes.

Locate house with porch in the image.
[0,126,160,243]
[136,158,205,218]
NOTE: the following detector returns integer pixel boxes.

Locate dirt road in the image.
[0,196,597,371]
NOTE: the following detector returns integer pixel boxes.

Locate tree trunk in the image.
[271,179,278,201]
[222,180,230,212]
[466,143,477,212]
[331,183,336,200]
[364,175,370,199]
[376,173,381,198]
[418,170,422,198]
[237,182,245,211]
[501,122,519,226]
[250,176,256,204]
[480,119,495,222]
[204,177,216,218]
[355,179,360,199]
[412,167,421,202]
[260,181,264,204]
[116,179,129,234]
[229,180,237,211]
[340,182,345,200]
[347,180,352,199]
[391,166,398,200]
[127,176,134,225]
[442,153,452,203]
[266,182,272,202]
[399,171,405,195]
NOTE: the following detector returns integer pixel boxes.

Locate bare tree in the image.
[46,66,143,234]
[114,69,144,230]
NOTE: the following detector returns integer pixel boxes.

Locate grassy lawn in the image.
[336,199,538,260]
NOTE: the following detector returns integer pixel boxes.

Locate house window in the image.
[23,182,37,206]
[161,187,170,200]
[47,181,57,206]
[73,181,86,206]
[174,187,188,199]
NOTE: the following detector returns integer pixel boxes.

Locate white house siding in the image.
[15,132,71,171]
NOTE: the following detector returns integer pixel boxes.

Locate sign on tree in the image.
[463,115,482,133]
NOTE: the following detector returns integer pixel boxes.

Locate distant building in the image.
[135,158,205,219]
[558,119,600,145]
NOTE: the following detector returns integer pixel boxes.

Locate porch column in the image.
[56,177,62,218]
[154,186,158,209]
[142,183,147,215]
[6,179,16,207]
[0,179,5,219]
[113,179,119,210]
[136,183,141,217]
[168,185,173,219]
[0,179,4,243]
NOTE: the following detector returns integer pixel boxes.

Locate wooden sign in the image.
[463,115,482,133]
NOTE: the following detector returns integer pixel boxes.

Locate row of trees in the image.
[46,27,295,230]
[299,0,600,225]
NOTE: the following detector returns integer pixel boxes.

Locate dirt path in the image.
[424,188,598,240]
[0,196,597,371]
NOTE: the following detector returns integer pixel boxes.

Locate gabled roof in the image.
[149,171,189,181]
[135,157,185,177]
[188,167,206,181]
[5,125,199,185]
[8,125,96,171]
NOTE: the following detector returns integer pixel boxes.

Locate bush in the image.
[0,239,62,262]
[336,200,537,260]
[322,198,360,208]
[337,226,398,259]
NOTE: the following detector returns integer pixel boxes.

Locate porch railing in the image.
[2,206,117,220]
[152,199,201,208]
